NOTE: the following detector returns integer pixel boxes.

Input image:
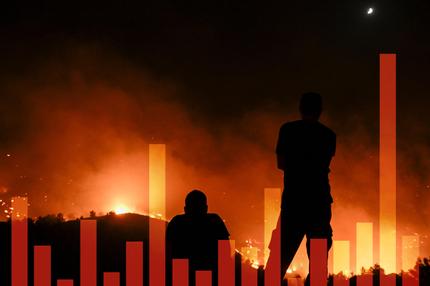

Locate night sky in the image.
[0,0,429,266]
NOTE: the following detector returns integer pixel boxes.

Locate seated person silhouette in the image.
[166,190,230,286]
[266,92,336,285]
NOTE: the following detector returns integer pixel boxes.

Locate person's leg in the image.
[266,209,305,284]
[304,204,333,286]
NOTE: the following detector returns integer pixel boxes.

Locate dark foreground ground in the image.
[0,213,428,286]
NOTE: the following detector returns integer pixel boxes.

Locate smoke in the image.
[0,46,428,269]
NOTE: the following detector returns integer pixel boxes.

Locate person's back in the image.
[167,212,229,270]
[276,119,336,207]
[166,190,230,286]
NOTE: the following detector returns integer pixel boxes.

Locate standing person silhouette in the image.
[166,190,230,286]
[267,92,336,285]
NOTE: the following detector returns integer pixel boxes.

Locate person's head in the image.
[299,92,322,121]
[184,189,208,216]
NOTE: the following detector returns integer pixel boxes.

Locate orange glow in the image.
[356,222,373,273]
[113,204,132,214]
[149,144,166,219]
[402,235,419,271]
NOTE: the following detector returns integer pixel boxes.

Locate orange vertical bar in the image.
[333,240,350,275]
[379,53,397,274]
[264,188,281,263]
[149,144,166,286]
[218,240,234,286]
[104,272,120,286]
[126,242,143,286]
[195,271,211,286]
[57,279,73,286]
[172,259,188,286]
[35,245,51,286]
[12,196,28,286]
[356,223,373,273]
[81,220,97,286]
[310,239,327,286]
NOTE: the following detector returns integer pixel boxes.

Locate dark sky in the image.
[0,0,429,261]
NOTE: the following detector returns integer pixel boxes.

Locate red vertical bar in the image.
[218,240,234,286]
[57,279,73,286]
[35,246,51,286]
[357,274,372,286]
[149,221,165,286]
[380,274,396,286]
[310,239,327,286]
[379,53,397,274]
[126,242,143,286]
[241,265,257,286]
[104,272,120,286]
[195,271,211,286]
[172,259,188,286]
[12,197,28,286]
[333,276,349,286]
[265,221,281,286]
[402,273,418,286]
[81,220,97,286]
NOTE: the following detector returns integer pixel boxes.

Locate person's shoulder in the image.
[317,122,336,137]
[168,214,187,225]
[206,213,224,222]
[280,120,302,131]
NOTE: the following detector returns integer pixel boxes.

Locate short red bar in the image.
[104,272,120,286]
[241,265,257,286]
[81,220,97,286]
[150,220,165,286]
[218,240,234,286]
[172,259,188,286]
[57,279,73,286]
[195,271,211,286]
[265,222,281,286]
[356,274,372,286]
[402,273,419,286]
[126,242,143,286]
[333,275,349,286]
[34,246,51,286]
[12,197,28,286]
[380,274,396,286]
[310,239,327,286]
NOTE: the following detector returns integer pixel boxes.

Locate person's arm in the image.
[275,125,286,171]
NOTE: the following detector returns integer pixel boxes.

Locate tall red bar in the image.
[172,259,188,286]
[380,274,396,286]
[35,246,51,286]
[265,220,281,286]
[310,239,327,286]
[356,274,372,286]
[195,271,211,286]
[379,53,397,274]
[81,220,97,286]
[126,242,143,286]
[218,240,234,286]
[57,279,73,286]
[241,265,257,286]
[104,272,120,286]
[12,196,28,286]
